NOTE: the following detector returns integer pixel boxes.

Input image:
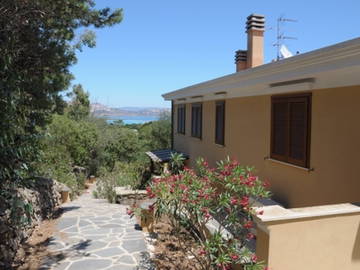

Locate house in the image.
[163,14,360,270]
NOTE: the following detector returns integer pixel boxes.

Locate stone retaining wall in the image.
[0,178,63,268]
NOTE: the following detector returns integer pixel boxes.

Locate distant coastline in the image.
[91,103,168,124]
[91,103,169,117]
[102,115,159,125]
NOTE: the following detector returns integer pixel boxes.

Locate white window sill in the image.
[214,143,225,148]
[265,157,314,172]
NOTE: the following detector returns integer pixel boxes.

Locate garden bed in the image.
[152,217,204,270]
[130,157,271,270]
[14,209,63,270]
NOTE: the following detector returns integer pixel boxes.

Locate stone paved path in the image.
[41,186,153,270]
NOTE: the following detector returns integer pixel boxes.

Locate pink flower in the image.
[251,254,258,263]
[198,249,206,256]
[248,175,257,182]
[247,233,255,240]
[126,208,133,215]
[220,170,231,176]
[146,186,156,198]
[202,208,211,219]
[243,175,257,187]
[231,160,239,167]
[240,196,249,208]
[231,254,239,261]
[152,177,160,184]
[263,180,270,188]
[244,220,253,229]
[181,197,189,203]
[230,197,238,205]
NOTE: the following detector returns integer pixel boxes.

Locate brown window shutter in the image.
[191,106,196,137]
[183,105,186,134]
[215,101,225,145]
[199,104,202,139]
[177,106,181,133]
[177,105,186,134]
[271,93,311,168]
[191,103,202,138]
[271,100,289,161]
[288,97,310,167]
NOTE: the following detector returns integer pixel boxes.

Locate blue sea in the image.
[105,115,159,125]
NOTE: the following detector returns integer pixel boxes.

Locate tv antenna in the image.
[274,15,298,60]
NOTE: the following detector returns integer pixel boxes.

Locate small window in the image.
[191,103,202,138]
[271,93,311,168]
[177,104,186,134]
[215,101,225,145]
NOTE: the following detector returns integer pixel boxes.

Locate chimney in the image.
[234,14,265,72]
[235,50,247,72]
[246,14,265,68]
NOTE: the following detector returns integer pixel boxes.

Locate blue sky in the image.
[70,0,360,108]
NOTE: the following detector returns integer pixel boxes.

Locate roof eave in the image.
[163,37,360,101]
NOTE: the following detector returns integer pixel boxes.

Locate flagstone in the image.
[116,254,136,264]
[93,247,125,257]
[40,184,154,269]
[67,259,112,270]
[122,239,147,253]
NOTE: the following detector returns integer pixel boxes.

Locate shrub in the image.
[146,157,271,270]
[139,112,171,150]
[36,114,97,196]
[93,175,118,203]
[170,152,186,175]
[94,161,151,203]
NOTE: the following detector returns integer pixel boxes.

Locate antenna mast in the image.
[274,15,298,60]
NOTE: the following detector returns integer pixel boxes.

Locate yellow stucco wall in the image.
[256,228,269,263]
[173,86,360,208]
[257,213,360,270]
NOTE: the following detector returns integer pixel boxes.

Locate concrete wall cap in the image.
[253,202,360,223]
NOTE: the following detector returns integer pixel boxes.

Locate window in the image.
[271,93,311,168]
[191,103,202,138]
[215,101,225,145]
[177,104,186,134]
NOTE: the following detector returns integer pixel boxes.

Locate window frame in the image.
[191,103,202,139]
[270,93,312,168]
[177,104,186,134]
[215,100,225,146]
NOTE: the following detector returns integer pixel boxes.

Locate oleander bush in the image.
[146,157,271,270]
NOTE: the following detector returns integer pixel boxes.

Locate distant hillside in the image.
[90,103,170,117]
